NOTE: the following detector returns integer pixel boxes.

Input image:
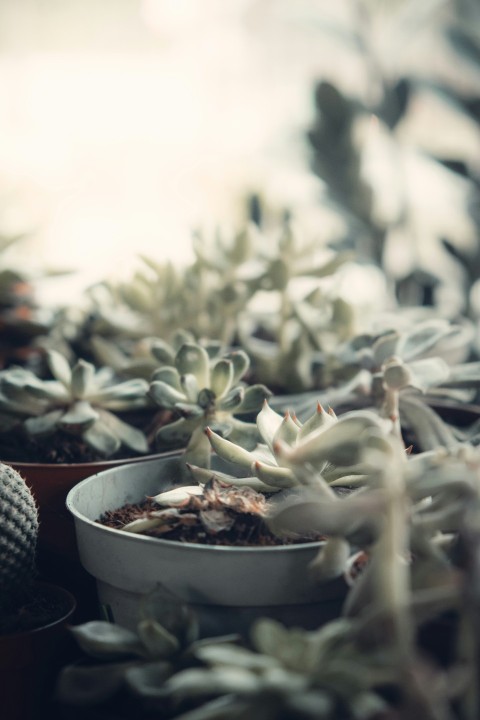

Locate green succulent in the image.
[0,349,150,458]
[149,342,271,466]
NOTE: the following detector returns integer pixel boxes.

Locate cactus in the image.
[0,463,38,614]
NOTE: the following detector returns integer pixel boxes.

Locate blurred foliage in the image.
[308,0,480,318]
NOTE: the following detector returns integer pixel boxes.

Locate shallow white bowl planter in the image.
[67,454,347,635]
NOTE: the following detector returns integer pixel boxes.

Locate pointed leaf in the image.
[257,401,284,451]
[273,412,300,448]
[253,461,296,488]
[205,427,255,469]
[47,350,72,387]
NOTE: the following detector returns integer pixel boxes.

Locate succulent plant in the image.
[0,349,150,458]
[0,463,38,615]
[148,341,271,468]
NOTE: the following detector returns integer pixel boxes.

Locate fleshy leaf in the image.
[83,419,121,457]
[47,349,72,387]
[149,381,187,408]
[210,359,234,399]
[70,621,144,659]
[60,400,99,427]
[24,409,63,436]
[175,344,210,391]
[71,360,96,399]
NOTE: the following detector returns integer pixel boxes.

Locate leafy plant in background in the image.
[308,0,480,319]
[148,340,271,471]
[0,349,150,460]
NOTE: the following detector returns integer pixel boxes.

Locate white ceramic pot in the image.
[67,455,347,634]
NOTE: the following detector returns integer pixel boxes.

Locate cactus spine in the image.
[0,463,38,613]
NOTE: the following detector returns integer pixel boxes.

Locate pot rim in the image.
[6,449,180,471]
[0,582,76,639]
[66,460,324,555]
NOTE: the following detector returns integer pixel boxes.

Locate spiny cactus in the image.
[0,463,38,614]
[0,349,150,458]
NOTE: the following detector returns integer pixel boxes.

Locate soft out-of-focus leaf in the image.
[60,400,98,427]
[149,381,186,408]
[70,622,144,659]
[24,409,63,436]
[83,419,120,457]
[47,349,72,386]
[176,344,210,391]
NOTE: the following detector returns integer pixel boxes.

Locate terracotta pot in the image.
[0,582,76,720]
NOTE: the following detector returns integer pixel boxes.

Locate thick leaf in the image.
[151,485,204,506]
[284,412,390,468]
[175,344,210,391]
[91,378,149,410]
[149,380,187,409]
[223,349,250,385]
[309,537,351,582]
[71,360,96,399]
[151,366,182,391]
[47,349,72,386]
[70,621,144,659]
[205,427,255,469]
[235,384,272,414]
[253,461,296,489]
[83,419,120,457]
[98,409,149,453]
[408,357,450,391]
[210,359,234,399]
[156,417,198,448]
[273,411,300,448]
[298,404,337,440]
[181,373,200,403]
[60,400,99,427]
[137,619,180,658]
[257,401,284,452]
[217,386,244,411]
[124,661,173,699]
[24,409,63,436]
[150,340,176,365]
[187,464,277,492]
[164,666,260,698]
[194,643,279,670]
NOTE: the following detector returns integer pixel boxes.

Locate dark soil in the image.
[0,428,146,464]
[0,583,74,635]
[99,480,325,547]
[0,409,171,464]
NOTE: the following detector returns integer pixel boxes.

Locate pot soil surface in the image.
[0,583,74,635]
[99,479,325,548]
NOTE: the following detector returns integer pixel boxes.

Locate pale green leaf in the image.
[71,360,96,399]
[47,349,72,387]
[175,344,210,391]
[24,409,63,436]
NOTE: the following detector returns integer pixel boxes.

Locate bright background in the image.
[0,0,479,304]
